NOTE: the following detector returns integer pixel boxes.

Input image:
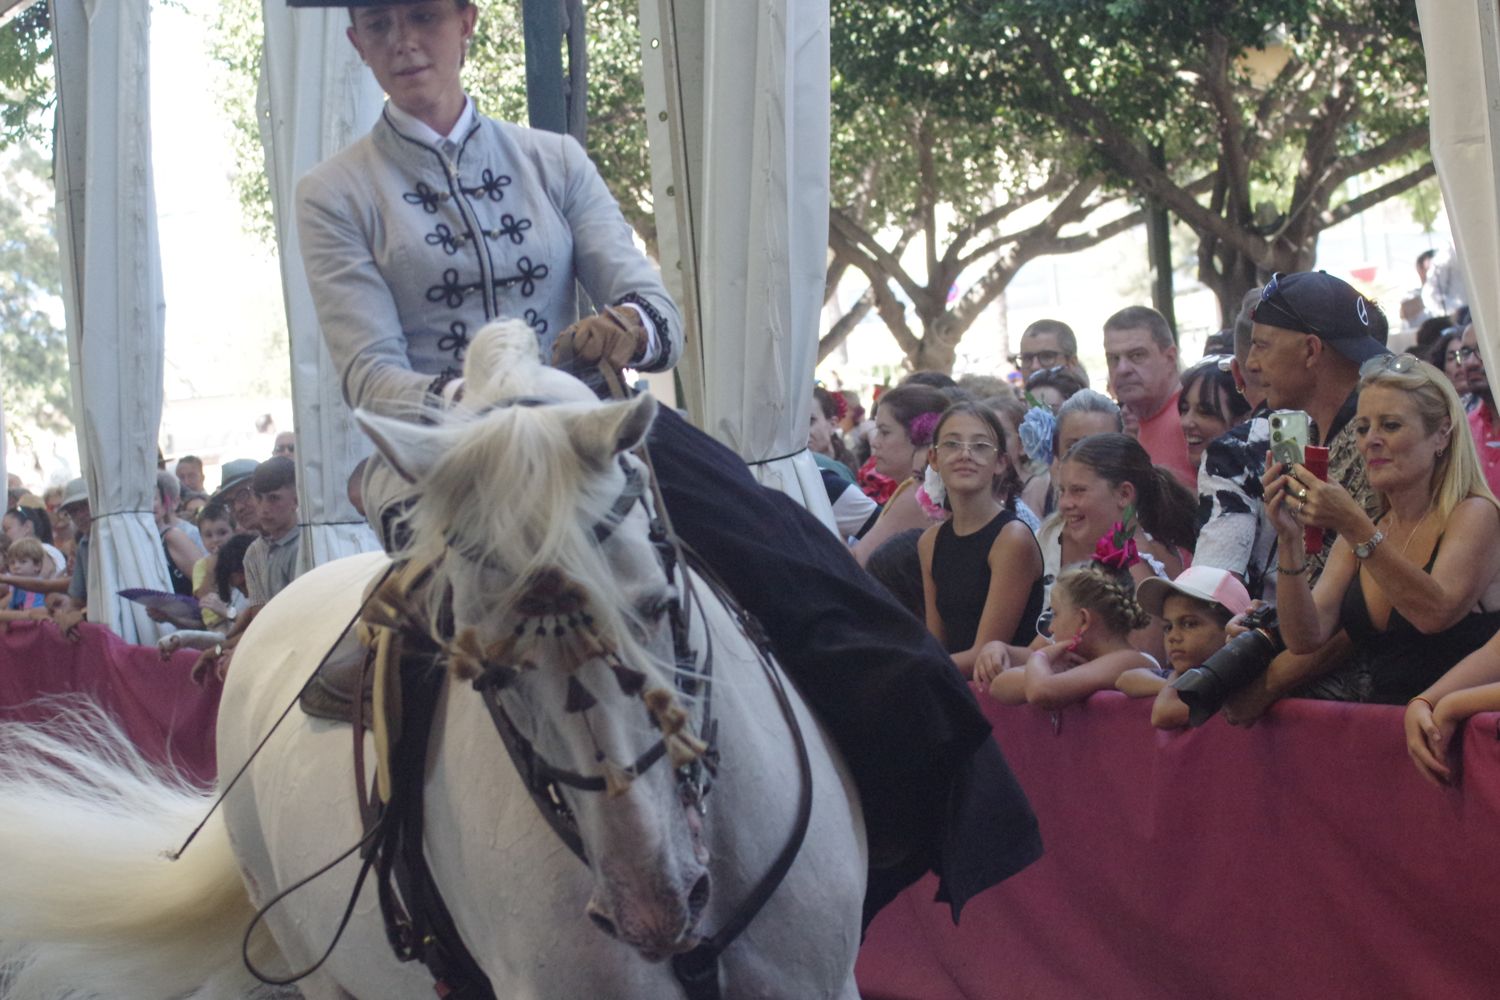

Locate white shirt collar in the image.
[385,95,476,149]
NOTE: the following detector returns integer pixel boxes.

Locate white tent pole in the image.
[639,0,835,528]
[51,0,173,642]
[260,1,383,570]
[1417,0,1500,367]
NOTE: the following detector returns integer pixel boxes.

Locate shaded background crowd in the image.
[0,428,359,678]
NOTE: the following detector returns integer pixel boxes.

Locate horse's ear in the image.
[354,410,441,484]
[569,394,658,470]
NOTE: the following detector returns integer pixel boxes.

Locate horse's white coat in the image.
[0,320,867,999]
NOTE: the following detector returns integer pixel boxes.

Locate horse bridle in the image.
[377,427,814,1000]
[469,455,720,862]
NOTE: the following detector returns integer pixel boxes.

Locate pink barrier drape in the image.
[0,621,221,785]
[858,692,1500,1000]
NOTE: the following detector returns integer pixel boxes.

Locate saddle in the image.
[299,559,441,805]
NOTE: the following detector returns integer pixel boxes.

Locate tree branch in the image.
[1322,162,1437,228]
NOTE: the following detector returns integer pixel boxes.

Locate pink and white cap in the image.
[1135,565,1252,619]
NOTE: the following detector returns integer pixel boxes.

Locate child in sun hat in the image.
[1118,565,1251,729]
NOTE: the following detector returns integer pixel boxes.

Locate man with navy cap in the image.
[1208,270,1390,722]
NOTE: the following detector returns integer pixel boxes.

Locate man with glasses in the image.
[1459,323,1500,495]
[1213,270,1389,722]
[1010,319,1090,388]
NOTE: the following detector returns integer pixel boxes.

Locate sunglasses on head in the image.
[1260,272,1322,337]
[1358,352,1420,379]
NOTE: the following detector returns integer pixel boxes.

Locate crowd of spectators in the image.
[8,259,1500,789]
[0,432,318,683]
[816,264,1500,785]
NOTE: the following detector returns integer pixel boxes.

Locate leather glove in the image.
[551,306,649,372]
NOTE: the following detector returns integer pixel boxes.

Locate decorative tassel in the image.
[665,730,709,768]
[644,687,688,733]
[601,758,635,798]
[609,661,648,696]
[447,627,489,681]
[564,675,597,714]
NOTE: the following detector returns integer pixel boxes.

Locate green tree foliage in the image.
[824,0,1151,372]
[209,0,274,246]
[0,142,74,456]
[0,2,54,150]
[956,0,1433,323]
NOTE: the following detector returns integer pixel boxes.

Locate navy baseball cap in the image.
[1251,271,1389,365]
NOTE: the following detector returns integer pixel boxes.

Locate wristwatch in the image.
[1354,529,1384,560]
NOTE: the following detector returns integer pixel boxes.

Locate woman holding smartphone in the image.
[1266,355,1500,704]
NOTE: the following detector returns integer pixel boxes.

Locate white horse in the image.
[0,320,866,999]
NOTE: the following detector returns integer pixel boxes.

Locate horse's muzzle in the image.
[586,871,711,961]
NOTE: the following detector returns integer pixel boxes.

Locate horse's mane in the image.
[371,320,676,691]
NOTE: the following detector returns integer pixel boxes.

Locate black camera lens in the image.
[1170,606,1284,726]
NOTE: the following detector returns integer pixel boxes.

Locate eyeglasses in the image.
[935,439,999,459]
[1009,350,1064,368]
[936,440,996,458]
[1358,352,1421,378]
[1446,347,1481,365]
[1260,272,1322,337]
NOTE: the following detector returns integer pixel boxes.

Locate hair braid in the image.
[1057,566,1152,635]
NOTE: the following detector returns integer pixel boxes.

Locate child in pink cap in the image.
[1119,566,1251,729]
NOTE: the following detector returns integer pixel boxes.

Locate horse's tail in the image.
[0,701,280,999]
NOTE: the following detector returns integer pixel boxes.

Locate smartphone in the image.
[1268,409,1311,468]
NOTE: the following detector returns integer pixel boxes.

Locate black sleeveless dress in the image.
[1339,532,1500,704]
[933,508,1045,652]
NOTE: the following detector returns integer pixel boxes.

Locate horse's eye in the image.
[638,594,674,622]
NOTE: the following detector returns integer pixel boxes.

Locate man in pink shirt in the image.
[1103,306,1196,488]
[1461,323,1500,496]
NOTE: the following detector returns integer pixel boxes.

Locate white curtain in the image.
[1417,0,1500,362]
[51,0,171,643]
[639,0,836,529]
[260,3,384,569]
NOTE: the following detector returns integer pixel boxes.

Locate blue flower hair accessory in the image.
[1019,406,1056,466]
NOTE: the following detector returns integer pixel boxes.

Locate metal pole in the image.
[1146,143,1178,335]
[521,0,566,134]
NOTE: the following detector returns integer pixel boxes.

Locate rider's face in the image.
[348,1,477,133]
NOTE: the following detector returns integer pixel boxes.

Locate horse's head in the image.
[356,320,711,960]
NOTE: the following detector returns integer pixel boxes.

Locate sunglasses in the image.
[1260,272,1322,337]
[1358,352,1419,378]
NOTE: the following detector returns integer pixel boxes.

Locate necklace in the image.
[1392,506,1434,558]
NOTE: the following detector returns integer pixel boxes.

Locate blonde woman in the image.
[1267,355,1500,706]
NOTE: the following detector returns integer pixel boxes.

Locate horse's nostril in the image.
[687,873,711,919]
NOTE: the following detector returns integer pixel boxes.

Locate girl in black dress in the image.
[918,402,1045,677]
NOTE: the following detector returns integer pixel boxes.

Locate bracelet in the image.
[1408,695,1436,713]
[1277,561,1310,577]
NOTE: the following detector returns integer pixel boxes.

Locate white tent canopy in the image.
[259,2,382,568]
[640,0,837,530]
[51,0,173,643]
[1418,0,1500,365]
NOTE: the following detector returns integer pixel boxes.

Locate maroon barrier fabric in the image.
[0,621,221,785]
[857,691,1500,1000]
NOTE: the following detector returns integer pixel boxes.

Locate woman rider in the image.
[293,0,1040,922]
